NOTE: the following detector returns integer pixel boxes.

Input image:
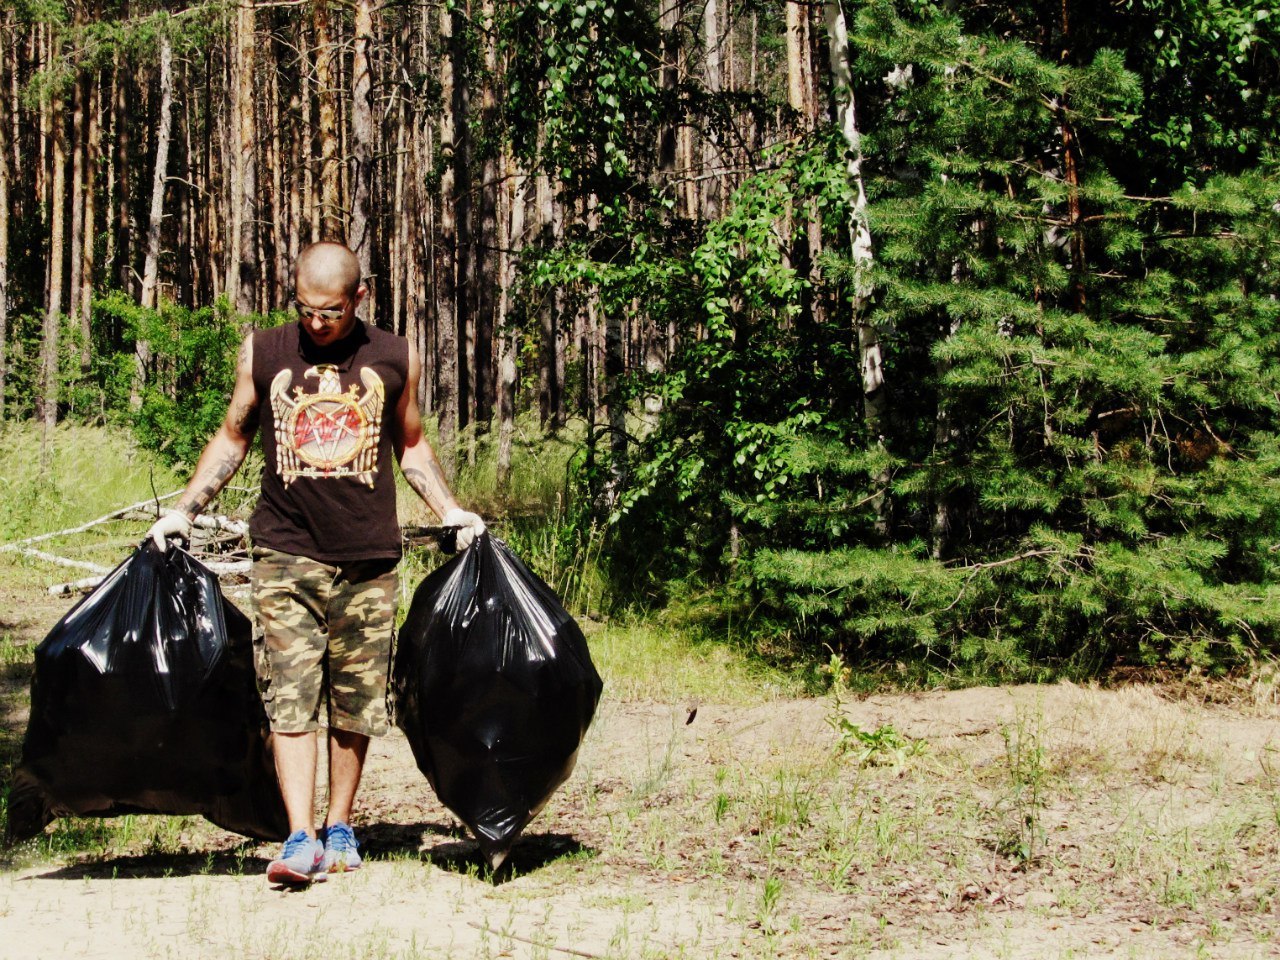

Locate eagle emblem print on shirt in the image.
[269,364,385,487]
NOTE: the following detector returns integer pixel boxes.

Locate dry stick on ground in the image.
[465,922,604,960]
[13,549,111,576]
[122,508,250,537]
[0,489,184,551]
[47,558,252,596]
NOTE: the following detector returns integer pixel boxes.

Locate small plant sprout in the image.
[822,650,925,767]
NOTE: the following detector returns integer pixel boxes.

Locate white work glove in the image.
[147,510,193,551]
[441,507,486,552]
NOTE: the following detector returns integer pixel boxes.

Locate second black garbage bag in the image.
[393,532,603,869]
[5,541,289,845]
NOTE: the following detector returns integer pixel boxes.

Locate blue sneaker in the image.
[321,821,363,873]
[266,829,326,885]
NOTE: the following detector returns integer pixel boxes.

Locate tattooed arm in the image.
[171,334,260,520]
[394,344,463,519]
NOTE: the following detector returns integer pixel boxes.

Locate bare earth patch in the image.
[2,591,1279,958]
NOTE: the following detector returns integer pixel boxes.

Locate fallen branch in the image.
[465,922,603,959]
[0,490,184,552]
[122,509,250,537]
[48,575,112,597]
[10,548,111,576]
[47,558,251,597]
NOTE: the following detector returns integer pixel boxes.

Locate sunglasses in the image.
[293,299,347,323]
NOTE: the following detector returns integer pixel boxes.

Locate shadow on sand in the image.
[362,819,596,884]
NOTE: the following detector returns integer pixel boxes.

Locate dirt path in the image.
[4,689,1279,958]
[3,588,1279,958]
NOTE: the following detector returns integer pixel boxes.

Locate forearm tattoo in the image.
[403,463,454,518]
[175,452,244,518]
[230,397,260,436]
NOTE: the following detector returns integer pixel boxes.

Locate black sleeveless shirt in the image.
[249,321,408,562]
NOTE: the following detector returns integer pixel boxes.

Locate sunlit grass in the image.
[587,621,804,705]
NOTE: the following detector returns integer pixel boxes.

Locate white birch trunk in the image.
[701,0,721,221]
[825,1,888,534]
[496,167,526,490]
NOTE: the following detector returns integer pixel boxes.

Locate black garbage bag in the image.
[5,541,289,844]
[392,532,603,868]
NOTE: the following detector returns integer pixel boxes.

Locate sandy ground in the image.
[2,589,1279,958]
[2,680,1280,957]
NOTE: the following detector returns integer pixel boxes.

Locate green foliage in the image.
[91,293,265,470]
[508,0,659,210]
[608,0,1280,677]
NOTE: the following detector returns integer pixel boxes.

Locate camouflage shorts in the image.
[251,547,399,738]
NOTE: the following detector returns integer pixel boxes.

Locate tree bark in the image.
[236,1,258,314]
[536,171,561,429]
[268,20,288,307]
[81,67,100,352]
[350,0,376,318]
[0,36,8,422]
[113,51,133,294]
[701,0,721,221]
[313,0,342,241]
[41,69,67,455]
[496,165,525,490]
[825,0,888,536]
[67,55,86,368]
[474,0,500,432]
[454,13,474,453]
[140,34,174,311]
[786,1,806,120]
[434,1,460,476]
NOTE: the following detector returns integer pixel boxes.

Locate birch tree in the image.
[824,0,887,535]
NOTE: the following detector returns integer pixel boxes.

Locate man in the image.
[148,242,484,885]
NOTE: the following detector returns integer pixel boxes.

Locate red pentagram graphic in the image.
[289,397,368,470]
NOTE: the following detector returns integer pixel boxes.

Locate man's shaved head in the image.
[294,242,362,299]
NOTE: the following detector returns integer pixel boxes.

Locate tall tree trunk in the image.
[313,0,342,240]
[391,82,407,336]
[0,38,8,422]
[658,0,681,175]
[496,166,525,490]
[434,2,459,476]
[1058,5,1086,312]
[140,34,174,311]
[81,68,100,359]
[178,66,195,306]
[236,2,257,314]
[113,51,133,294]
[350,0,376,320]
[786,1,807,121]
[302,17,319,243]
[41,73,67,458]
[269,24,289,307]
[454,15,474,452]
[37,27,48,230]
[67,60,86,368]
[287,37,303,269]
[473,0,500,432]
[223,26,240,300]
[701,0,721,221]
[825,0,888,537]
[537,172,561,429]
[550,190,566,428]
